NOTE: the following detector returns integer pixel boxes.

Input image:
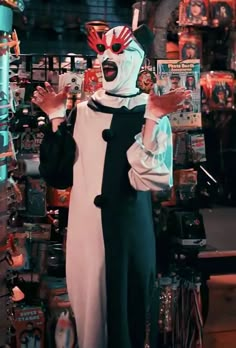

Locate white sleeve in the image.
[127,116,173,191]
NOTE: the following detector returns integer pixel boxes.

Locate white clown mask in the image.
[88,26,145,96]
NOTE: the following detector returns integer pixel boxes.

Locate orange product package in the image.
[83,68,103,95]
[179,31,202,60]
[206,71,234,110]
[13,306,45,348]
[179,0,209,26]
[47,186,71,208]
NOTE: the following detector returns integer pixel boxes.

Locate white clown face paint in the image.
[95,26,145,96]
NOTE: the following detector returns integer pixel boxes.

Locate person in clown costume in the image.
[32,25,190,348]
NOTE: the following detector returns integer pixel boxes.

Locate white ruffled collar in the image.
[91,89,148,111]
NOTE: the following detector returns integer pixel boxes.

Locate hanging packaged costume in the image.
[179,0,209,26]
[209,0,235,27]
[38,25,173,348]
[179,31,202,60]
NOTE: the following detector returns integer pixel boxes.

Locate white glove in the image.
[48,105,66,120]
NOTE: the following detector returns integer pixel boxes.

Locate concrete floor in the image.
[204,275,236,348]
[204,332,236,348]
[197,208,236,347]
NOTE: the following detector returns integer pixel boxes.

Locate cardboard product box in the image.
[47,186,71,208]
[179,0,209,26]
[206,71,234,110]
[173,131,188,167]
[83,68,103,99]
[38,276,77,347]
[187,132,207,163]
[179,31,202,60]
[13,305,45,348]
[156,59,202,130]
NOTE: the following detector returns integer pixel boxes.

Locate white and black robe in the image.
[39,90,173,348]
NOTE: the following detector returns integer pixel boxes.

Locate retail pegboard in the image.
[9,53,98,105]
[11,54,96,81]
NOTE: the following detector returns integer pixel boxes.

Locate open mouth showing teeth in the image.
[102,61,118,82]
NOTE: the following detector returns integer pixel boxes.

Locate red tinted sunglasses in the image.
[87,26,133,55]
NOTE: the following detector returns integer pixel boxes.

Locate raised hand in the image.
[32,82,71,119]
[146,87,192,120]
